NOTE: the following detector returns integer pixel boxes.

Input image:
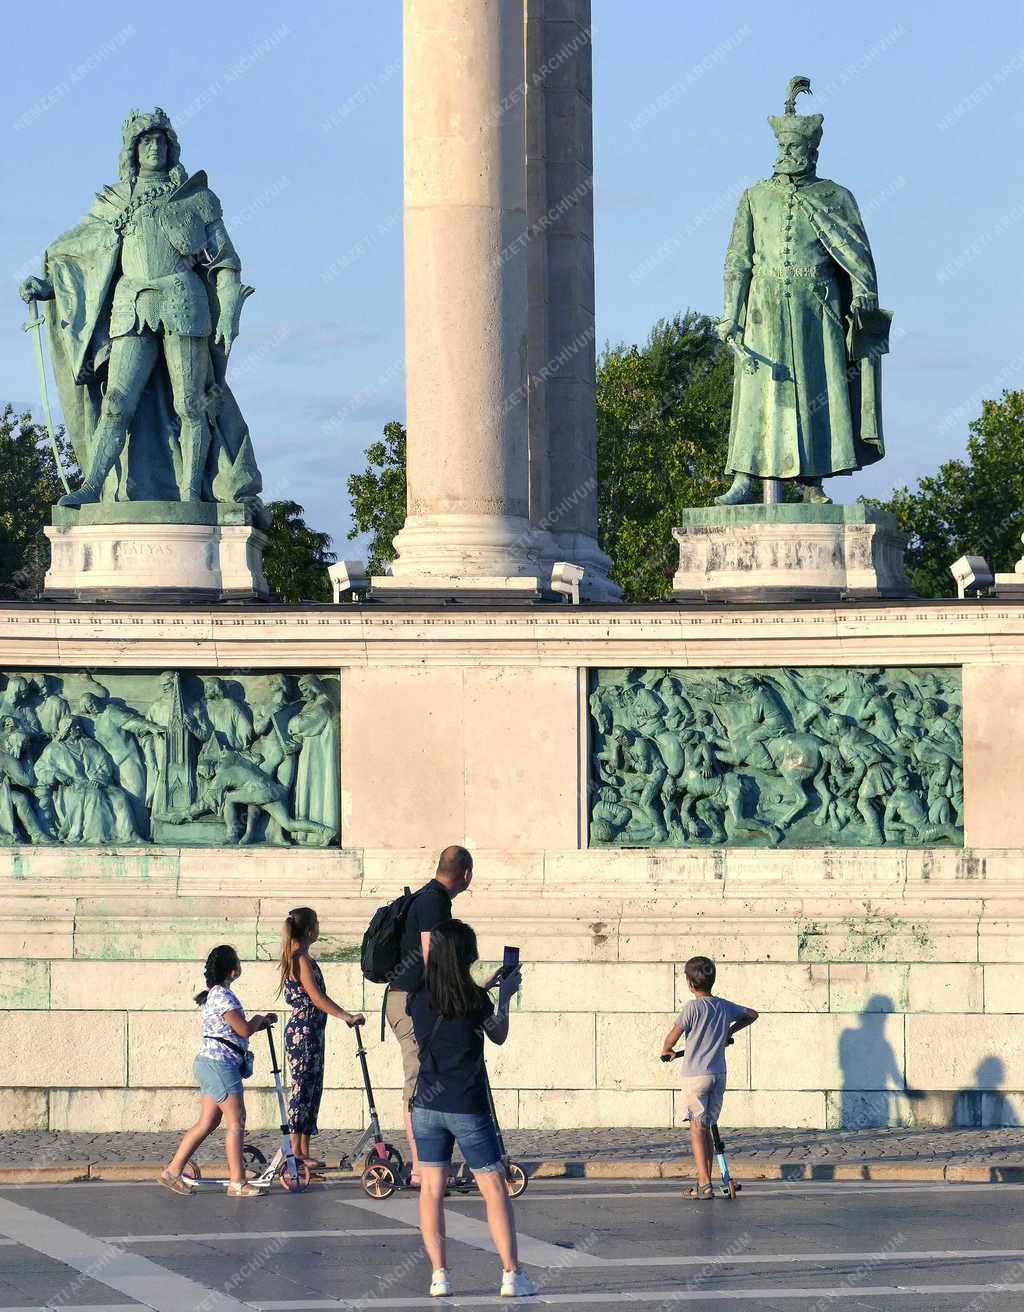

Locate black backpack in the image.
[360,885,422,984]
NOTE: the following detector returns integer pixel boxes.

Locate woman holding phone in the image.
[407,919,535,1300]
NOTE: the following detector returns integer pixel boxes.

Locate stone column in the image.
[526,0,620,601]
[379,0,543,597]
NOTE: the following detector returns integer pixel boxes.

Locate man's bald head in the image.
[436,844,474,894]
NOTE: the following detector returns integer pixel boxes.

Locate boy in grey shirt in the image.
[661,955,758,1199]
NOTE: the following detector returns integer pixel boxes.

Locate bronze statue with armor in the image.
[19,108,261,511]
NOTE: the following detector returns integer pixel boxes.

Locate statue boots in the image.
[58,426,125,507]
[714,473,756,505]
[798,480,829,503]
[179,419,210,503]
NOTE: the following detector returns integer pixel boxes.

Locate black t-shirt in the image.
[408,987,495,1115]
[390,879,453,991]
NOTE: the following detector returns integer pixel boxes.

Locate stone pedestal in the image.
[43,502,269,602]
[995,561,1024,597]
[1,601,1023,1131]
[672,504,910,601]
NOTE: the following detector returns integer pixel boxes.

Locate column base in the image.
[374,512,544,600]
[43,505,270,602]
[671,504,911,602]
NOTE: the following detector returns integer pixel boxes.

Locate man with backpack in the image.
[362,845,474,1186]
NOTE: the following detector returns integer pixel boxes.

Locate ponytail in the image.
[194,944,241,1006]
[278,907,317,996]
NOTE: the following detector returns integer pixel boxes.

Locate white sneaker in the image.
[501,1268,539,1298]
[430,1268,452,1297]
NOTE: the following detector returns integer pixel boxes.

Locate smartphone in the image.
[498,945,520,1008]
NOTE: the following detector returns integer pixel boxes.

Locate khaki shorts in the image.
[385,988,420,1104]
[680,1072,726,1126]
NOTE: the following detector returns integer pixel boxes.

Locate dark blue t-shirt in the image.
[408,988,495,1115]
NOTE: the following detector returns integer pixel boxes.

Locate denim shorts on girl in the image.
[194,1054,244,1102]
[411,1106,503,1173]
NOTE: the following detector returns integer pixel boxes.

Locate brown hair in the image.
[684,956,716,992]
[278,907,317,995]
[425,919,488,1019]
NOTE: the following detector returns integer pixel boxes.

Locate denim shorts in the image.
[194,1054,244,1103]
[411,1106,503,1173]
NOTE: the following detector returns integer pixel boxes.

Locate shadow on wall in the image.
[954,1057,1019,1128]
[838,1001,1017,1128]
[837,995,924,1128]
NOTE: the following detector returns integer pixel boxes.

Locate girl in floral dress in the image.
[279,907,364,1168]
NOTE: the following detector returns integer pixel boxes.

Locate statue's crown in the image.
[768,76,823,148]
[122,106,172,146]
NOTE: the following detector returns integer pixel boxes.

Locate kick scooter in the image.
[183,1026,311,1192]
[340,1020,406,1198]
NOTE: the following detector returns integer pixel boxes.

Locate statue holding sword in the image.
[19,107,265,516]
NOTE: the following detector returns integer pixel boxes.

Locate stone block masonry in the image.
[0,600,1023,1130]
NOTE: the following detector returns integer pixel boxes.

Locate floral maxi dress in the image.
[285,959,327,1135]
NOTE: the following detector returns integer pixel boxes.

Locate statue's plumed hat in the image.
[768,76,823,148]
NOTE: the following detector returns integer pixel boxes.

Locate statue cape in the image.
[796,178,891,462]
[43,171,262,505]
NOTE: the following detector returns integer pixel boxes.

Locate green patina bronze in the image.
[0,671,339,848]
[715,77,893,508]
[589,667,962,849]
[18,108,266,524]
[677,503,900,528]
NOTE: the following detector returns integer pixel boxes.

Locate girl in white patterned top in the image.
[160,944,276,1197]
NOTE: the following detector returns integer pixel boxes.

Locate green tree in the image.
[866,390,1024,597]
[597,312,732,600]
[0,404,78,598]
[262,499,336,603]
[346,420,407,575]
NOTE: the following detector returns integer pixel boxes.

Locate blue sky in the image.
[3,1,1022,552]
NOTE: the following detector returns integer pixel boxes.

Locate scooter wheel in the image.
[724,1179,738,1200]
[280,1159,311,1193]
[364,1144,404,1174]
[181,1157,201,1182]
[243,1144,267,1181]
[361,1162,397,1199]
[505,1163,528,1199]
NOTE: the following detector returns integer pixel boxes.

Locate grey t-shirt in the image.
[676,995,748,1077]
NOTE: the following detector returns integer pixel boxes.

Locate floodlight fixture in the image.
[328,560,369,602]
[949,555,992,600]
[551,561,585,605]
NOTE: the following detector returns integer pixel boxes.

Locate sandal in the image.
[226,1181,262,1197]
[158,1170,195,1196]
[687,1183,714,1200]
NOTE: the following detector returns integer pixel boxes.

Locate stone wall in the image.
[0,601,1022,1131]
